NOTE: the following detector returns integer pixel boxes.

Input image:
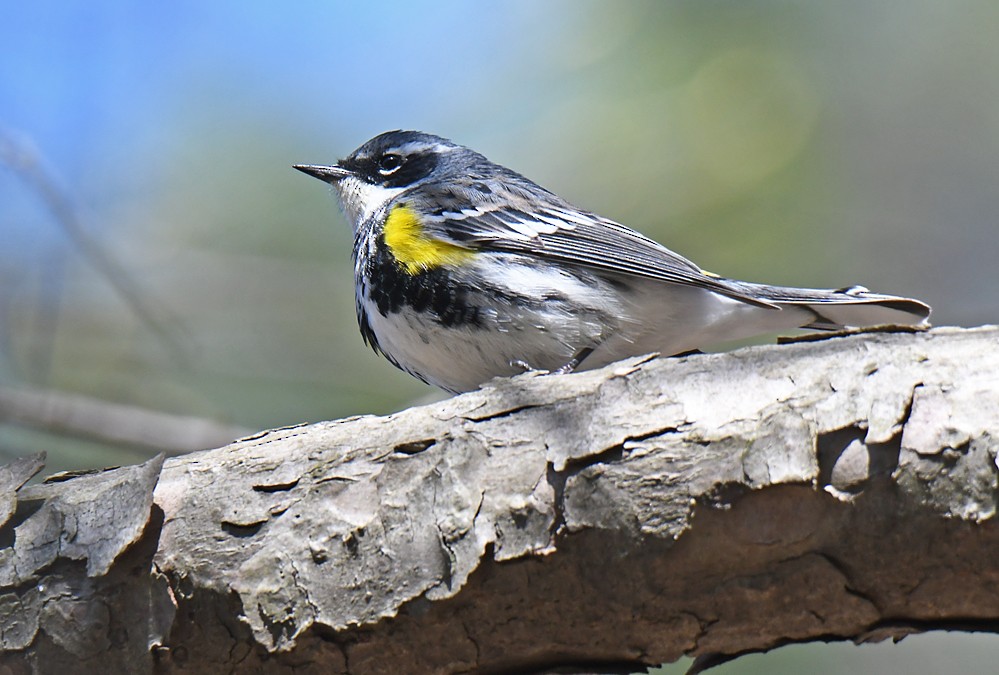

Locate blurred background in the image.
[2,1,997,671]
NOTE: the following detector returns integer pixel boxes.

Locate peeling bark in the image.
[1,326,998,674]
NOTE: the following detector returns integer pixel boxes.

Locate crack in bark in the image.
[546,461,568,540]
[618,426,684,446]
[288,557,318,628]
[805,550,883,614]
[461,404,541,423]
[252,478,300,492]
[393,439,436,455]
[220,521,265,538]
[434,522,457,592]
[461,619,481,671]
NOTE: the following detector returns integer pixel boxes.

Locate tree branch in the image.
[0,385,251,456]
[2,326,998,673]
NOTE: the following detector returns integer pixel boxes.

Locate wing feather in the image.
[405,183,776,307]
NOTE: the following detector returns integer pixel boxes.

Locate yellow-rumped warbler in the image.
[295,130,930,393]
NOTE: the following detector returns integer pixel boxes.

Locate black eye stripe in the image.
[379,151,439,188]
[342,147,440,187]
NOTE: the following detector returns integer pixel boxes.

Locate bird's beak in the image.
[293,164,352,183]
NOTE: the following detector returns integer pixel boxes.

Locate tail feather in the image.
[727,281,932,330]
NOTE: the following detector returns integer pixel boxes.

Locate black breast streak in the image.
[357,304,380,351]
[365,235,483,329]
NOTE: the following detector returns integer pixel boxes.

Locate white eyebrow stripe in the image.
[389,141,459,155]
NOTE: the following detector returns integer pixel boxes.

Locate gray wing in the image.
[407,182,778,308]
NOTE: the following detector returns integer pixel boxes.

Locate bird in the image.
[295,130,930,394]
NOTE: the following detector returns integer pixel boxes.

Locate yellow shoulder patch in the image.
[383,204,474,274]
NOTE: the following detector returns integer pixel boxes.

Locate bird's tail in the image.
[727,281,932,329]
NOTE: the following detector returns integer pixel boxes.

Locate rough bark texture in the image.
[1,326,998,674]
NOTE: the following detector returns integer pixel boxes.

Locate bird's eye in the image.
[378,154,402,175]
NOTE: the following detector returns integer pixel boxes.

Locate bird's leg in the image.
[510,359,536,373]
[553,347,595,375]
[511,346,596,378]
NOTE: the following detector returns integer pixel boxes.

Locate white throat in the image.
[334,175,405,232]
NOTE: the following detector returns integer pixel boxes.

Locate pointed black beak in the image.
[293,164,352,183]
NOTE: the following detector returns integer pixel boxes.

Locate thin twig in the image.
[0,126,193,365]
